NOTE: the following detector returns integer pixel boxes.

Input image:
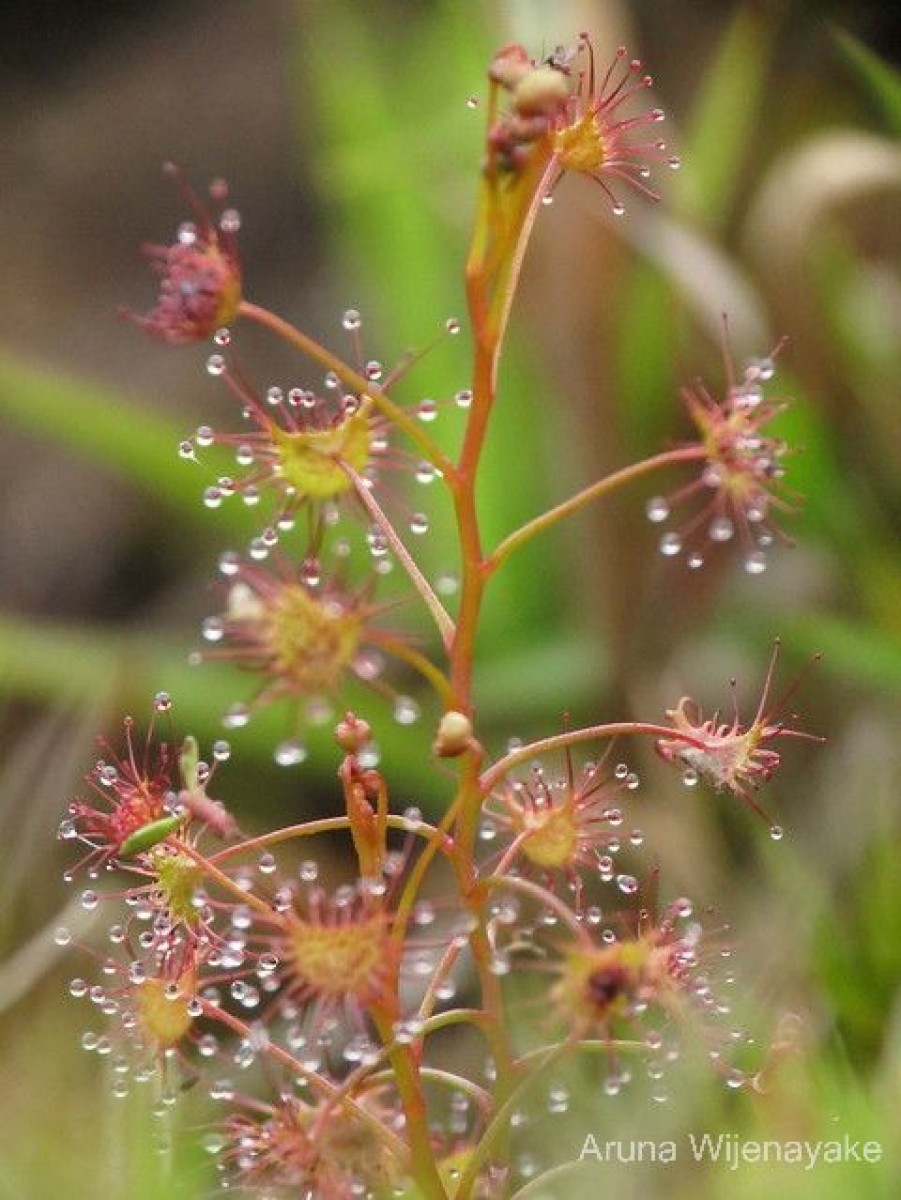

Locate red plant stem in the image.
[487,445,709,570]
[480,721,708,792]
[195,998,409,1164]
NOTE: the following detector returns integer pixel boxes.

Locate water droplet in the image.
[365,360,383,382]
[409,512,429,535]
[668,156,681,170]
[417,399,438,422]
[616,874,638,895]
[393,695,421,725]
[645,496,670,523]
[612,201,626,217]
[212,739,231,762]
[206,354,226,377]
[223,703,251,730]
[154,692,172,713]
[53,926,72,945]
[201,616,225,643]
[178,440,196,461]
[744,550,767,575]
[258,852,277,875]
[203,486,222,509]
[709,516,734,543]
[466,95,479,109]
[454,389,473,409]
[219,208,241,233]
[341,308,362,331]
[687,551,704,570]
[81,891,99,911]
[213,328,231,347]
[445,318,461,335]
[682,767,699,788]
[659,531,682,557]
[218,550,241,576]
[769,824,784,841]
[275,739,307,767]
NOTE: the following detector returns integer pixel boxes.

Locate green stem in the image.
[344,463,456,650]
[453,1040,573,1200]
[488,446,708,571]
[238,300,453,474]
[371,1010,448,1200]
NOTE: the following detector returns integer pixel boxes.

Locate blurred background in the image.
[0,1,899,1196]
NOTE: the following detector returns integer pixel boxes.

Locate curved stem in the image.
[488,446,708,571]
[480,873,590,942]
[195,998,409,1164]
[480,722,706,791]
[208,813,447,867]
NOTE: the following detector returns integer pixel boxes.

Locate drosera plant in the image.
[58,32,822,1199]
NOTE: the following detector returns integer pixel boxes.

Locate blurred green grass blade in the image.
[832,25,901,136]
[0,353,188,510]
[766,612,901,695]
[675,7,774,227]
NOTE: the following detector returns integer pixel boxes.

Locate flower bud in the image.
[432,710,474,757]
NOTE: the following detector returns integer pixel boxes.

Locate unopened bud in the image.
[489,44,532,90]
[433,711,474,758]
[335,712,372,754]
[513,66,571,116]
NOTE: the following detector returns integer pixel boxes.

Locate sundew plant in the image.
[53,27,837,1200]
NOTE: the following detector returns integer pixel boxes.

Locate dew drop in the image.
[709,515,734,542]
[206,354,226,377]
[300,557,320,587]
[417,399,438,422]
[393,695,421,726]
[659,531,682,557]
[687,551,704,570]
[203,486,222,509]
[218,550,241,577]
[616,874,638,896]
[81,891,99,911]
[223,703,251,730]
[681,767,699,788]
[258,853,278,875]
[274,739,307,767]
[445,318,461,335]
[54,926,72,946]
[466,95,479,109]
[454,389,473,409]
[409,512,429,536]
[219,208,241,233]
[341,308,362,331]
[769,824,784,841]
[645,495,670,523]
[154,691,173,713]
[744,550,767,575]
[212,739,231,762]
[201,616,225,643]
[213,328,231,347]
[178,440,196,461]
[612,201,626,217]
